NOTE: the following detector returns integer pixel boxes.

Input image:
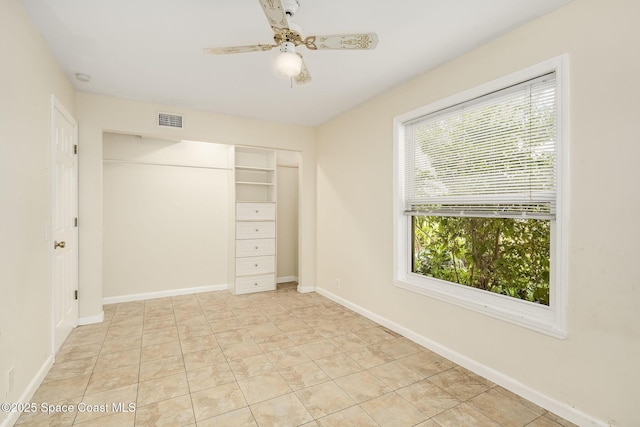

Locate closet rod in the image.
[103,158,231,171]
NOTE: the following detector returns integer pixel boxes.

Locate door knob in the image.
[54,241,66,249]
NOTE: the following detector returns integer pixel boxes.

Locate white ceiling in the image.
[20,0,571,127]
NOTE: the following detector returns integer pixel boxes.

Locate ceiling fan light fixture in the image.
[274,42,302,77]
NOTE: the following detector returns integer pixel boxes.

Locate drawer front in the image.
[236,255,275,276]
[236,221,276,239]
[236,203,276,221]
[236,274,275,294]
[236,239,275,257]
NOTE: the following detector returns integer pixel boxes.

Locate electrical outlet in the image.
[335,278,341,289]
[7,367,14,398]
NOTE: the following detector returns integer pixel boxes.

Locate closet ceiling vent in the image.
[158,112,184,129]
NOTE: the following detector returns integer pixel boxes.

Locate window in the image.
[394,57,568,337]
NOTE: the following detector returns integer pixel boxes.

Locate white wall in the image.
[75,93,317,318]
[102,133,230,299]
[0,0,76,423]
[315,1,640,425]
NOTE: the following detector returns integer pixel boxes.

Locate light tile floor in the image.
[17,283,577,426]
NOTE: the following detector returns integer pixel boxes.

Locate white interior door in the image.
[51,97,78,353]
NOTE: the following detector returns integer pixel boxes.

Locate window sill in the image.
[394,274,567,339]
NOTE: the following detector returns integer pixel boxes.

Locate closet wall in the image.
[276,151,300,282]
[102,133,230,299]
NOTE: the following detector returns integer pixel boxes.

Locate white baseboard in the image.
[103,284,228,305]
[297,284,315,293]
[0,354,54,427]
[315,287,608,427]
[78,311,104,326]
[276,276,314,293]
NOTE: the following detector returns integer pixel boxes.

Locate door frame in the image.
[50,95,79,355]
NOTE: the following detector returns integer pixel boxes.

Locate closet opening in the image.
[102,132,301,301]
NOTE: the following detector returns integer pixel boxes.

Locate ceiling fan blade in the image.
[203,44,274,55]
[258,0,289,32]
[295,55,311,85]
[303,33,379,50]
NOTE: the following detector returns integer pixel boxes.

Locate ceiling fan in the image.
[203,0,379,85]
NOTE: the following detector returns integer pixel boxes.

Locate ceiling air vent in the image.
[158,112,183,129]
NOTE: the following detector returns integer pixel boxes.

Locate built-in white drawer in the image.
[236,238,275,257]
[236,203,276,221]
[236,221,276,239]
[236,255,275,276]
[235,274,275,294]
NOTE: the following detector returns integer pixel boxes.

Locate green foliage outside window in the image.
[412,216,550,305]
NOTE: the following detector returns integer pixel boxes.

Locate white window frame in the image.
[393,56,569,338]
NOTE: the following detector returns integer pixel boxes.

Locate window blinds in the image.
[404,72,557,219]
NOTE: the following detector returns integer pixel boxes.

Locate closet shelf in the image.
[236,181,275,186]
[236,165,275,172]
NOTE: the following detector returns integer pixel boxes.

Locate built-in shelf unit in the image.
[228,146,277,294]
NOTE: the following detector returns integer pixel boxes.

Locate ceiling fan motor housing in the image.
[280,41,296,54]
[282,0,300,17]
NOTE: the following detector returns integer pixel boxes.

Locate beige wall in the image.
[102,134,230,299]
[0,0,76,421]
[315,1,639,425]
[75,93,317,318]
